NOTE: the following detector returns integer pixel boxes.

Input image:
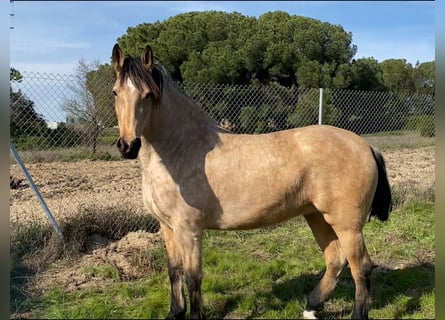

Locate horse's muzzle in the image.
[117,137,141,159]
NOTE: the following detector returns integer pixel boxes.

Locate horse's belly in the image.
[208,199,315,230]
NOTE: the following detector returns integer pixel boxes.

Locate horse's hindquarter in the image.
[205,125,378,230]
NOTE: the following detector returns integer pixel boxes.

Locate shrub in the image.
[404,115,435,137]
[100,127,119,145]
[13,135,48,151]
[46,125,83,148]
[12,125,84,151]
[419,117,435,137]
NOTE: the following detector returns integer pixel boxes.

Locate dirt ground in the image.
[9,146,435,317]
[10,146,435,224]
[10,159,144,224]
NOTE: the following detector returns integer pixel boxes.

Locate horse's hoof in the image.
[190,311,206,320]
[303,309,318,319]
[165,310,186,320]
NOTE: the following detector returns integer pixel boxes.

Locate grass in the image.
[10,198,434,319]
[363,130,434,150]
[10,144,123,164]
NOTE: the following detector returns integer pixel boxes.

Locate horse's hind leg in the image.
[330,214,374,319]
[303,212,348,319]
[161,224,187,320]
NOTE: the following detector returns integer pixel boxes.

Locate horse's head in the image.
[111,44,161,159]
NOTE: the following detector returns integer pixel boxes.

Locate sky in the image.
[8,1,435,123]
[10,1,435,75]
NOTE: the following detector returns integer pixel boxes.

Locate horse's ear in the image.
[112,44,124,73]
[141,45,154,71]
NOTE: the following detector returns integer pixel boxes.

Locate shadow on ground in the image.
[208,262,434,319]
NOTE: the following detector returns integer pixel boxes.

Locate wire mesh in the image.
[10,71,435,241]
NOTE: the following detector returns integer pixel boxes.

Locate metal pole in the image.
[318,88,323,125]
[10,142,64,241]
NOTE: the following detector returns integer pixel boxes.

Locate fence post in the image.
[318,88,323,125]
[10,142,64,241]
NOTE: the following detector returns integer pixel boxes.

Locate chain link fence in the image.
[10,71,435,242]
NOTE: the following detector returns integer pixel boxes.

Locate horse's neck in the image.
[161,86,216,138]
[142,85,221,166]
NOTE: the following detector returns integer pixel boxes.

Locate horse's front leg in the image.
[161,224,187,320]
[176,228,205,320]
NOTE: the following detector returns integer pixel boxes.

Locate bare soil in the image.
[28,231,163,294]
[10,159,144,224]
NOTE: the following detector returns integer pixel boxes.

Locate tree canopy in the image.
[10,68,47,139]
[115,10,434,93]
[117,11,358,87]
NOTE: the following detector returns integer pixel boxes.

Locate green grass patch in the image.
[11,200,433,319]
[82,265,122,281]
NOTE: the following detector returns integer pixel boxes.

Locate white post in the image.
[318,88,323,125]
[10,142,64,240]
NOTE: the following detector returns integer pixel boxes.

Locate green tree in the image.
[118,11,253,82]
[296,60,335,88]
[10,67,23,82]
[182,41,244,84]
[380,59,414,93]
[116,11,357,87]
[331,63,352,89]
[86,63,117,127]
[239,105,266,133]
[412,61,434,95]
[348,58,385,91]
[62,60,106,154]
[287,89,340,128]
[10,68,47,141]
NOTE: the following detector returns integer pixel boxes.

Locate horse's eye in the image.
[112,90,117,96]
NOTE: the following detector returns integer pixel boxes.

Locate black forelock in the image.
[118,56,162,103]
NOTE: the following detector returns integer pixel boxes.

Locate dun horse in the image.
[111,44,392,319]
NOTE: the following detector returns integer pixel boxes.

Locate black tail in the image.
[370,147,392,221]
